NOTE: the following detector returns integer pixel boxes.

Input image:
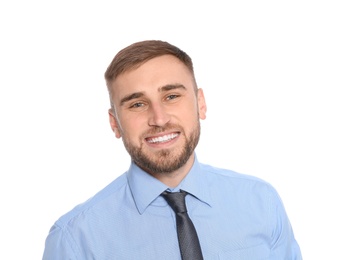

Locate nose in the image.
[148,103,170,127]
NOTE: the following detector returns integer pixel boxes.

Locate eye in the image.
[165,94,180,101]
[129,102,144,109]
[127,100,149,112]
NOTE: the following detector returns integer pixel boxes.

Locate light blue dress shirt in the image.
[43,156,302,259]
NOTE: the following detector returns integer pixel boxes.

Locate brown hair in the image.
[104,40,197,107]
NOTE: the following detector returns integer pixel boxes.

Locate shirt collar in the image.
[127,155,212,214]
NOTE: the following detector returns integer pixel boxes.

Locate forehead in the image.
[110,55,195,99]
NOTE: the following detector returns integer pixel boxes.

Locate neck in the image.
[147,154,195,187]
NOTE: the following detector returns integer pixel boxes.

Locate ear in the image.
[197,88,207,120]
[108,109,122,138]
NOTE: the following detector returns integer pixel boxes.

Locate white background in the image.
[0,1,336,259]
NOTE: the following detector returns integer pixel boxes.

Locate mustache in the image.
[141,123,182,137]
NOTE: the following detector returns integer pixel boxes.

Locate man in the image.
[43,40,302,259]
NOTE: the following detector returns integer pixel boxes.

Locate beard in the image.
[120,121,201,175]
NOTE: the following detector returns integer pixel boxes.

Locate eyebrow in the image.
[119,84,187,106]
[159,84,187,92]
[120,92,145,106]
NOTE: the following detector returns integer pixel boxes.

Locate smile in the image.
[146,133,179,144]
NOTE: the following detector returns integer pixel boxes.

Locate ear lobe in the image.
[197,88,207,120]
[108,109,122,138]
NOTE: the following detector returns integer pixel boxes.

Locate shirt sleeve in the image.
[42,224,78,260]
[269,188,302,259]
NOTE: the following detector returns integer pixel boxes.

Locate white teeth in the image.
[147,133,178,143]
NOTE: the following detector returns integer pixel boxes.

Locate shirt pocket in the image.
[218,243,270,260]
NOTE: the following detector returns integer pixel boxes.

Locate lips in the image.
[146,133,179,144]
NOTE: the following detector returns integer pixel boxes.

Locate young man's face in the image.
[109,54,206,176]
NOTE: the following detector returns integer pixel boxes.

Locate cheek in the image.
[119,116,145,138]
[176,109,199,129]
[179,102,199,120]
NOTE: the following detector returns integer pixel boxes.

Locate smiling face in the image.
[108,55,206,181]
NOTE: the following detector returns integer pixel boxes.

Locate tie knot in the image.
[162,190,188,214]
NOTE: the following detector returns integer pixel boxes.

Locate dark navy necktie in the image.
[162,190,203,260]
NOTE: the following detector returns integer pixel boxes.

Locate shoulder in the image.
[54,173,128,228]
[43,173,129,258]
[198,163,286,219]
[200,163,267,182]
[199,163,279,197]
